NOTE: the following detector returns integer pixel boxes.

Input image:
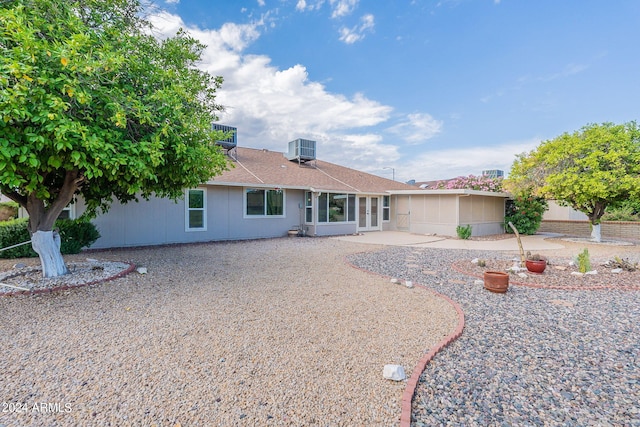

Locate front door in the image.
[358,196,380,232]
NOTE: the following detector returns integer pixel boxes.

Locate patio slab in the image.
[332,231,565,251]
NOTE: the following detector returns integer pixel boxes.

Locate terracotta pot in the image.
[525,259,547,274]
[483,271,509,293]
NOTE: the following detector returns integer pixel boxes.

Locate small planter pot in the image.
[525,259,547,274]
[483,271,509,293]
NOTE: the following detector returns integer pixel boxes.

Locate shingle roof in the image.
[207,147,416,194]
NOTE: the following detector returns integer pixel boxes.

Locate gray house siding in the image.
[82,186,363,249]
[77,195,182,249]
[313,223,356,236]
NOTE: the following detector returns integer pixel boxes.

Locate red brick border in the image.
[1,262,136,297]
[398,285,464,427]
[345,256,466,427]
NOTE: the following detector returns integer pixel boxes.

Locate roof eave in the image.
[205,180,395,195]
[387,189,511,197]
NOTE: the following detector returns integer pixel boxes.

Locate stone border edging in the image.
[344,255,466,427]
[0,262,137,297]
[451,261,640,291]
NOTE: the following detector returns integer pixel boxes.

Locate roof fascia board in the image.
[205,181,390,195]
[387,189,511,197]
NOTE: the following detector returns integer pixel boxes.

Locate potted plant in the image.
[525,251,547,274]
[483,271,509,293]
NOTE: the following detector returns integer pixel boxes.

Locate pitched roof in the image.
[207,147,416,194]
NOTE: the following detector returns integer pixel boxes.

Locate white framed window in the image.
[305,191,313,223]
[383,195,390,221]
[317,193,356,223]
[185,188,207,231]
[244,188,285,217]
[58,201,76,220]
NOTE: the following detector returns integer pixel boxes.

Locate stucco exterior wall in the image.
[459,195,506,236]
[391,193,506,237]
[544,200,589,221]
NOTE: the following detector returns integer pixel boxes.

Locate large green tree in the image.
[0,0,229,276]
[507,122,640,242]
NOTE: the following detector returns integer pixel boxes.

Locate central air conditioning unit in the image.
[212,124,237,150]
[286,138,316,163]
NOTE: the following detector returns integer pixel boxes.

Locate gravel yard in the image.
[0,238,458,426]
[349,238,640,426]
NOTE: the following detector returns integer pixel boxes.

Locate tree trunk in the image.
[590,223,602,243]
[31,230,69,278]
[587,202,606,243]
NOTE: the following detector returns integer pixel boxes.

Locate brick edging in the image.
[344,255,466,427]
[1,262,137,297]
[450,261,640,291]
[399,286,464,427]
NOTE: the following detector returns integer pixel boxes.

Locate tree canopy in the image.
[0,0,229,275]
[506,121,640,240]
[0,0,229,228]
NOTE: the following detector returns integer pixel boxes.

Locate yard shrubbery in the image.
[456,224,472,239]
[435,175,503,192]
[602,200,640,222]
[504,195,548,235]
[0,218,100,258]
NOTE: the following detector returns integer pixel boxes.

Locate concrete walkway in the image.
[332,231,565,251]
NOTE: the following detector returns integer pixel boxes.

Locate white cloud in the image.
[148,11,394,167]
[338,13,374,44]
[165,0,179,4]
[146,10,535,185]
[295,0,327,12]
[540,63,589,82]
[148,12,261,52]
[387,113,443,144]
[398,139,541,182]
[330,0,359,18]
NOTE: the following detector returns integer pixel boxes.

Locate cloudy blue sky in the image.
[149,0,640,182]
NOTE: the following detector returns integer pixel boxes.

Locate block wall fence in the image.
[539,220,640,242]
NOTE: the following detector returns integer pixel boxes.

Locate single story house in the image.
[19,139,511,249]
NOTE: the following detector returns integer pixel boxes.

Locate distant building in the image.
[482,169,504,179]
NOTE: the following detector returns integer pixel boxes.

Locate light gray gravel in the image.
[0,261,132,294]
[0,238,458,426]
[349,246,640,427]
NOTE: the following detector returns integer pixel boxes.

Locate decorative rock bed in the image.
[348,246,640,426]
[0,260,135,295]
[452,257,640,290]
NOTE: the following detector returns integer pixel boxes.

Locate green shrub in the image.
[603,199,640,221]
[602,205,640,221]
[56,218,101,254]
[456,224,472,239]
[504,195,548,235]
[0,218,100,258]
[0,218,35,258]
